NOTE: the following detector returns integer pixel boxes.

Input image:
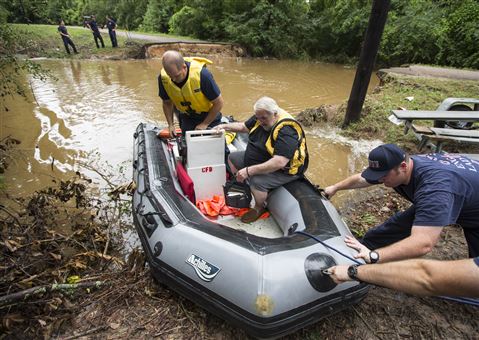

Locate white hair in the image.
[253,96,280,115]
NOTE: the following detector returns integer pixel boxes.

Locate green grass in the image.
[9,24,198,59]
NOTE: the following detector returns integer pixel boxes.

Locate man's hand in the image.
[325,265,350,284]
[344,235,372,263]
[324,185,337,198]
[195,122,209,131]
[168,125,177,137]
[212,125,225,133]
[236,167,248,183]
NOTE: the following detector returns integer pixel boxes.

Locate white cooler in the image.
[185,130,226,200]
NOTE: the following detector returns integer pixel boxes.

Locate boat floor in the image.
[214,214,283,239]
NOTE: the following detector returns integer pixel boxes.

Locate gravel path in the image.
[379,65,479,81]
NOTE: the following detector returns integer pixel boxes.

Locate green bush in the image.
[440,0,479,69]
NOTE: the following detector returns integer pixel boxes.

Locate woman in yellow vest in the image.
[159,50,224,136]
[214,96,309,223]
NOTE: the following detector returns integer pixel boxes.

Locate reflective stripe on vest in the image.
[160,57,214,115]
[250,111,308,175]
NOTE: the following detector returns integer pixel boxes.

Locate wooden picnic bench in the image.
[391,108,479,152]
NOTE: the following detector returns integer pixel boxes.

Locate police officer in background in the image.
[106,15,118,48]
[57,20,78,54]
[86,15,105,48]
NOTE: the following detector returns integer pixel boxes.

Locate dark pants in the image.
[62,37,78,54]
[363,205,479,258]
[108,30,118,47]
[177,110,222,135]
[93,32,105,48]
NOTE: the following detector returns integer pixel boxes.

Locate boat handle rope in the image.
[295,230,361,265]
[295,230,479,307]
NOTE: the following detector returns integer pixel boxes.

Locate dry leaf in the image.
[109,322,121,330]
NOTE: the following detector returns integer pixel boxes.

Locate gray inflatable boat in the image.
[132,123,369,338]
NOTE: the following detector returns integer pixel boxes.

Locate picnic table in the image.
[390,98,479,152]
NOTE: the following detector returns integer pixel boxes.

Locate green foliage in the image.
[379,1,445,66]
[1,0,479,68]
[304,0,371,60]
[225,0,309,58]
[440,0,479,69]
[141,0,180,33]
[168,5,202,37]
[0,24,49,110]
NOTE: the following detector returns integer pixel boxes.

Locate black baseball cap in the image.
[361,144,406,182]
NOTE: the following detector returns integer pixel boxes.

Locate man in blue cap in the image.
[324,144,479,263]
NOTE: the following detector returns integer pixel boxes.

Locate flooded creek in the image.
[1,57,381,205]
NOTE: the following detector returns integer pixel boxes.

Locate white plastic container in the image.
[187,164,226,200]
[185,130,226,200]
[186,130,225,168]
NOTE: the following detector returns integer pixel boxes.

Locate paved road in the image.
[379,65,479,81]
[99,29,207,44]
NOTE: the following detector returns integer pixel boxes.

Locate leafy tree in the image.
[379,0,445,66]
[224,0,309,58]
[0,24,49,111]
[115,0,148,30]
[304,0,371,60]
[440,0,479,69]
[168,5,202,37]
[142,0,180,33]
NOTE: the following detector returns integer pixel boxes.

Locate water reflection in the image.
[1,58,380,196]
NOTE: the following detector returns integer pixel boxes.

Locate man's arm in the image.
[344,226,443,263]
[324,173,373,198]
[196,95,224,130]
[213,121,248,133]
[236,155,289,182]
[328,258,479,297]
[375,226,442,262]
[162,100,176,136]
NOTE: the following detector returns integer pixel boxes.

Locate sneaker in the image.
[241,207,266,223]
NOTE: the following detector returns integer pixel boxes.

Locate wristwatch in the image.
[347,265,361,281]
[369,251,380,264]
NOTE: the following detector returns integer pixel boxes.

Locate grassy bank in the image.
[300,72,479,153]
[10,24,194,59]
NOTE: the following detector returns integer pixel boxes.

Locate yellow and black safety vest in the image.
[160,57,213,115]
[250,111,308,175]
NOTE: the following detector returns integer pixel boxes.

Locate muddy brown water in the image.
[1,57,381,206]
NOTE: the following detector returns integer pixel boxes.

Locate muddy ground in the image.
[1,168,477,340]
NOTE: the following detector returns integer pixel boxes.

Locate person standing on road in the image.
[57,20,78,55]
[106,15,118,48]
[87,15,105,48]
[324,144,479,264]
[158,50,224,135]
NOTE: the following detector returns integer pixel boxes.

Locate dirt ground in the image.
[54,190,478,340]
[1,132,478,340]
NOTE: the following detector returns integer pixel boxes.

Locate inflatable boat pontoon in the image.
[132,123,369,338]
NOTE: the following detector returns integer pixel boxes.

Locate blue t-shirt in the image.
[474,257,479,267]
[393,153,479,228]
[158,62,221,102]
[106,19,116,31]
[89,20,100,33]
[58,25,69,40]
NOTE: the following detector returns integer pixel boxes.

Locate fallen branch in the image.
[0,281,107,308]
[60,325,108,340]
